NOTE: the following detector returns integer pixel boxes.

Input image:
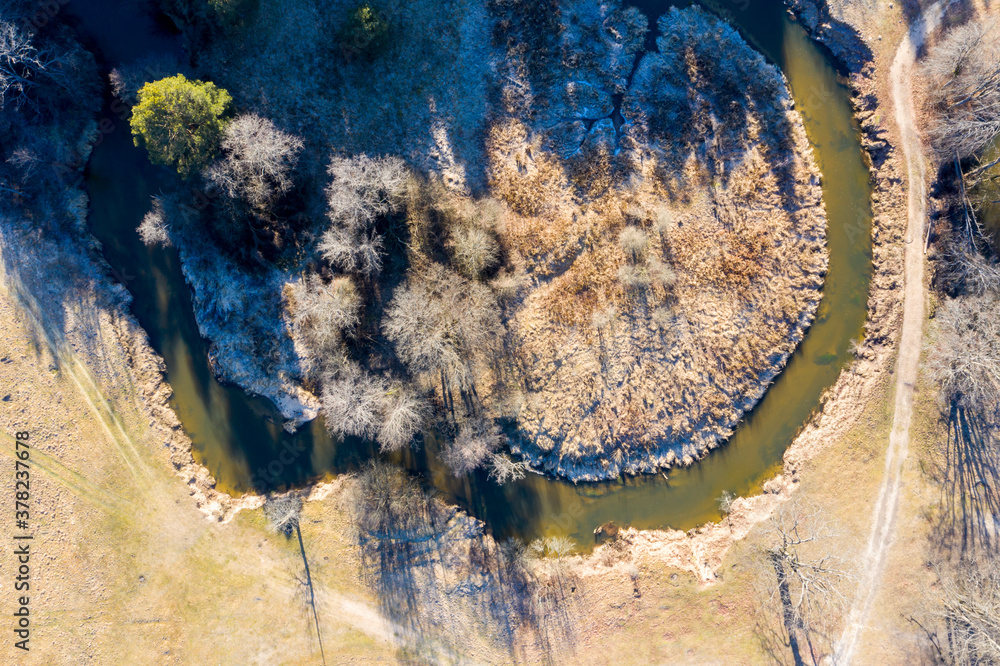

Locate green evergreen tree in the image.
[130,74,232,178]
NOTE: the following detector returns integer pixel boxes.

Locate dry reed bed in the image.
[483,5,828,479]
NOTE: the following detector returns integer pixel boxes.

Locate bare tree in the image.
[349,461,437,543]
[261,492,325,662]
[922,19,1000,251]
[382,263,501,391]
[137,196,172,247]
[0,19,72,112]
[325,154,407,227]
[922,20,1000,162]
[320,363,425,452]
[927,295,1000,414]
[286,273,361,355]
[935,558,1000,664]
[440,416,502,476]
[947,249,1000,296]
[319,154,407,278]
[718,490,735,532]
[263,494,303,537]
[448,225,500,279]
[375,385,427,452]
[754,501,856,665]
[488,452,530,484]
[318,224,384,277]
[205,114,304,209]
[320,364,386,441]
[109,53,186,106]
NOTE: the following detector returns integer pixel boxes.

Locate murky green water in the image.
[73,0,871,549]
[978,139,1000,244]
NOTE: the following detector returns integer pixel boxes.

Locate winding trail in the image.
[834,2,950,662]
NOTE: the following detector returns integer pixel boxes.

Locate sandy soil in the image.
[834,2,940,659]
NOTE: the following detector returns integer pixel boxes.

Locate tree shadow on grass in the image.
[352,462,580,662]
[930,403,1000,559]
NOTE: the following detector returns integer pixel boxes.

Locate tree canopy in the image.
[130,74,231,178]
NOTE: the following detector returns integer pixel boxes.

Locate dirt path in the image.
[834,3,949,662]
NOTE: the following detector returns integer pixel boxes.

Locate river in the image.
[69,0,871,549]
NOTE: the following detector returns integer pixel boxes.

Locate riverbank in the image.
[0,0,935,661]
[582,0,913,577]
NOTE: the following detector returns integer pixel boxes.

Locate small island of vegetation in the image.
[121,0,828,483]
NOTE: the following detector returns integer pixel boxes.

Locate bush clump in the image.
[619,226,647,262]
[448,225,500,280]
[205,113,303,209]
[286,274,361,355]
[320,154,408,278]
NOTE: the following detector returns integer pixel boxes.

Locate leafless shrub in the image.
[440,417,502,476]
[448,225,500,279]
[286,274,361,354]
[617,264,650,290]
[927,295,1000,414]
[137,196,172,247]
[375,386,427,452]
[591,305,616,332]
[263,494,303,537]
[648,257,677,289]
[619,226,647,262]
[934,559,1000,664]
[547,535,576,559]
[205,114,304,209]
[922,20,1000,161]
[321,364,386,440]
[320,154,408,278]
[0,20,72,111]
[655,206,672,238]
[529,535,577,559]
[383,264,500,389]
[652,306,675,331]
